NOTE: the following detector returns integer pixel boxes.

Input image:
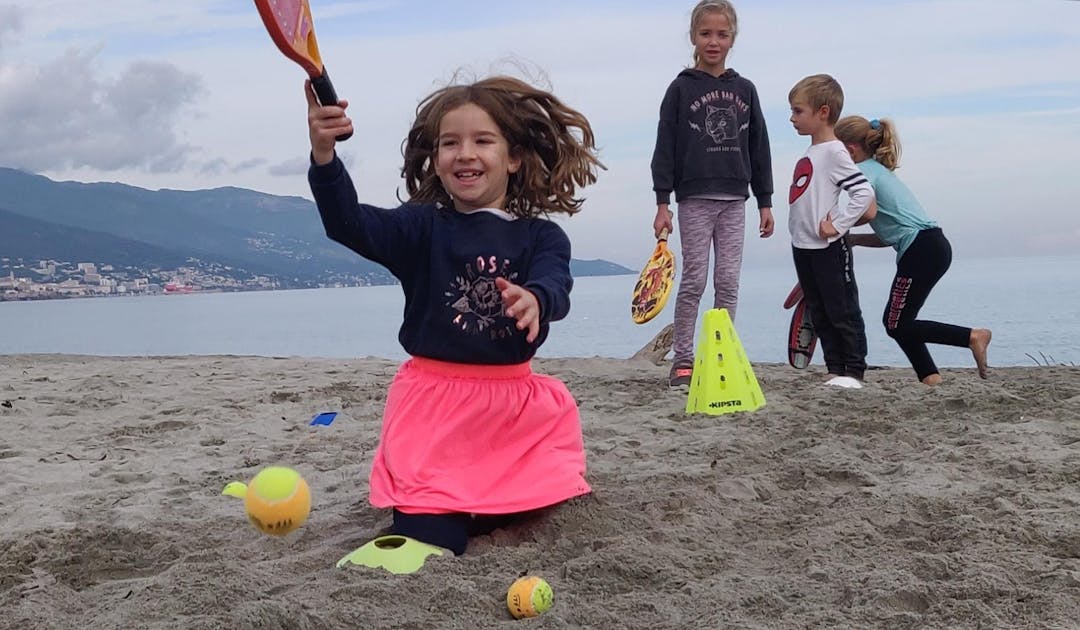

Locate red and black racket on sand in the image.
[253,0,351,141]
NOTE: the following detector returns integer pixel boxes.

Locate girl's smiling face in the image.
[433,103,521,213]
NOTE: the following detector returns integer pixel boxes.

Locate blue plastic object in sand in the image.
[310,412,338,426]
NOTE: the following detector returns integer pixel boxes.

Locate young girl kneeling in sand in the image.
[304,76,602,554]
[835,116,991,384]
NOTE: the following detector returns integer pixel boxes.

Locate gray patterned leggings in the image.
[672,198,746,366]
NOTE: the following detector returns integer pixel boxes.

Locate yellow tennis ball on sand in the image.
[244,466,311,536]
[507,576,554,619]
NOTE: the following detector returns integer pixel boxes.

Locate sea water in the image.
[1,255,1077,369]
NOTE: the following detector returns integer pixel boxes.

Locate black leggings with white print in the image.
[884,228,971,381]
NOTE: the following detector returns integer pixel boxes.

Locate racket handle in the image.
[311,68,352,142]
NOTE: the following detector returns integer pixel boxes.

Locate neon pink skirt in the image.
[368,357,591,515]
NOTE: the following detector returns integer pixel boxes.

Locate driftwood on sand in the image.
[629,323,673,365]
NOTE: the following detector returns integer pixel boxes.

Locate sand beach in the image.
[1,354,1078,629]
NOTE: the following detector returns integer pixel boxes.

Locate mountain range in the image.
[0,167,633,288]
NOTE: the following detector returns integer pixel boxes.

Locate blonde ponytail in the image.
[835,116,903,171]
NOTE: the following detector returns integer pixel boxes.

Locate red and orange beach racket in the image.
[253,0,351,141]
[783,282,818,369]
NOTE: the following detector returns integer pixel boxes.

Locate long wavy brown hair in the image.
[401,76,605,218]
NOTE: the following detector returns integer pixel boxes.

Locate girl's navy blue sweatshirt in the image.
[308,156,572,365]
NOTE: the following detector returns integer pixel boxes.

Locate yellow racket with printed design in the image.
[630,228,676,324]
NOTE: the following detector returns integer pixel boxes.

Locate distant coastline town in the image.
[0,258,282,302]
[2,168,634,304]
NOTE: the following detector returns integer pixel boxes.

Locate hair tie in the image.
[869,118,881,130]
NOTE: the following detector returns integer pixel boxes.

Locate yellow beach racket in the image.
[630,228,676,324]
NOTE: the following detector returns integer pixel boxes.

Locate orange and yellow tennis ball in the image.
[243,466,311,536]
[506,576,554,619]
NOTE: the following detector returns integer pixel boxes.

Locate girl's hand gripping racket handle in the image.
[311,68,352,142]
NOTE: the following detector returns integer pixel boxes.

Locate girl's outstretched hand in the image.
[305,80,352,166]
[496,277,540,343]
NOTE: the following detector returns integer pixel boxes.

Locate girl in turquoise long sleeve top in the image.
[836,116,992,385]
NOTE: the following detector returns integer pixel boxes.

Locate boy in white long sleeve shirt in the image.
[786,74,876,385]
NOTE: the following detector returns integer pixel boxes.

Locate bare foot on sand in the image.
[922,373,943,386]
[970,328,992,378]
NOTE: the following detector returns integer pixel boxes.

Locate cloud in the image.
[232,158,268,173]
[0,5,23,49]
[0,48,203,173]
[268,158,310,177]
[198,158,228,176]
[12,1,250,43]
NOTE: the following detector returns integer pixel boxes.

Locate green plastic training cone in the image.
[336,535,446,574]
[686,308,766,415]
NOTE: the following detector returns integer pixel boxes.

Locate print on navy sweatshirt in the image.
[309,156,573,365]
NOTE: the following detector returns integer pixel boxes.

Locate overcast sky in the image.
[1,0,1077,268]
